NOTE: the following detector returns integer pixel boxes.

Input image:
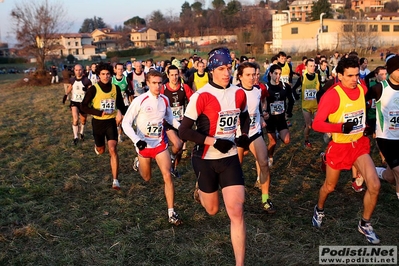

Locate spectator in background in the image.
[62,65,72,100]
[50,65,59,84]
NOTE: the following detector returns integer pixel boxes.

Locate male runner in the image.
[122,70,182,225]
[81,63,127,190]
[312,57,381,244]
[63,64,92,145]
[179,47,249,266]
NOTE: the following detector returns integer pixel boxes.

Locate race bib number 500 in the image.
[216,109,240,135]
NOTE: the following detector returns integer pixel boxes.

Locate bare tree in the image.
[339,18,379,53]
[10,0,69,73]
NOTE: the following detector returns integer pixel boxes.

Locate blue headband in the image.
[207,47,232,70]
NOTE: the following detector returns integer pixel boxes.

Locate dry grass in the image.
[0,76,398,266]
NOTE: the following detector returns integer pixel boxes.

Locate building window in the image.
[357,24,366,32]
[76,49,79,55]
[291,27,298,34]
[68,42,70,46]
[343,24,353,32]
[394,25,399,32]
[75,42,78,46]
[382,25,390,32]
[369,25,378,32]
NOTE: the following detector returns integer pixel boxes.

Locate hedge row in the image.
[0,57,28,64]
[106,48,152,58]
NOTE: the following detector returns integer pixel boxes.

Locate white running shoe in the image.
[376,167,386,180]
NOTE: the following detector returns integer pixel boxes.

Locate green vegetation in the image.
[0,74,398,265]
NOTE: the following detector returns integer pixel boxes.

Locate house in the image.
[130,27,158,48]
[351,0,391,12]
[37,33,97,60]
[271,13,399,53]
[289,0,314,22]
[91,28,125,53]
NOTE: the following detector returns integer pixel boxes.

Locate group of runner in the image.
[60,48,399,265]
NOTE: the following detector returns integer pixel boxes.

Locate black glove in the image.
[62,95,67,104]
[136,140,147,150]
[342,122,355,134]
[235,134,250,148]
[82,86,87,92]
[213,139,234,153]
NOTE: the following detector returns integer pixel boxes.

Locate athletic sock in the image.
[360,218,370,226]
[80,124,85,135]
[72,125,78,139]
[168,208,175,218]
[262,194,269,203]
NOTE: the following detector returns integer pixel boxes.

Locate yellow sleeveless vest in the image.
[194,72,209,91]
[329,84,365,143]
[301,73,319,110]
[91,83,118,120]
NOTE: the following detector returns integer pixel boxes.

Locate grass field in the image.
[0,76,398,266]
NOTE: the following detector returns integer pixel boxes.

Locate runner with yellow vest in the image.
[276,51,293,86]
[292,58,320,148]
[312,57,381,244]
[81,62,127,190]
[188,61,209,91]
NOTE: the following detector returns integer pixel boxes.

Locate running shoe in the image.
[262,199,276,214]
[304,140,312,148]
[171,167,181,178]
[112,179,120,190]
[80,134,84,141]
[376,167,386,180]
[132,157,139,172]
[312,205,325,228]
[73,138,78,145]
[168,212,182,226]
[358,221,380,244]
[352,173,365,192]
[286,120,292,127]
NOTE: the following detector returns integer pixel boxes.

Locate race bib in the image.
[171,105,184,121]
[304,89,317,101]
[100,99,115,114]
[216,109,240,135]
[371,99,376,109]
[122,92,129,106]
[72,91,85,102]
[249,114,256,129]
[270,101,285,115]
[343,109,365,134]
[389,111,399,130]
[145,121,163,138]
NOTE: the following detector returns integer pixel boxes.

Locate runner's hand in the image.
[342,122,355,134]
[213,139,234,153]
[136,140,147,150]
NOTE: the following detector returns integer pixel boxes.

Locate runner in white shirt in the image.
[122,70,182,226]
[235,62,275,214]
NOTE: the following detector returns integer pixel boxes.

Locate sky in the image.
[0,0,198,46]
